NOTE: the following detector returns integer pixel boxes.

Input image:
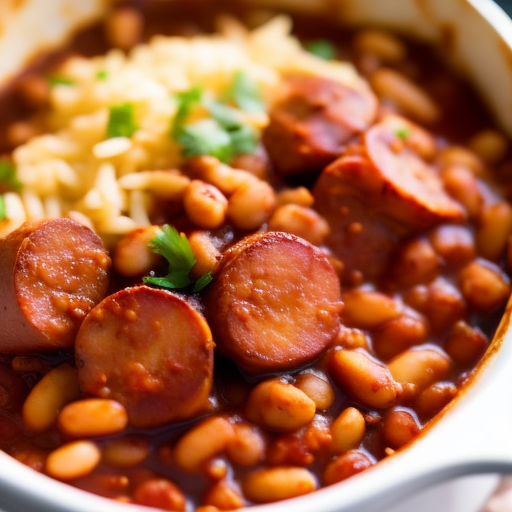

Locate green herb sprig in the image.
[396,127,411,140]
[304,39,337,61]
[47,75,74,87]
[106,103,139,138]
[0,159,20,191]
[223,70,265,114]
[96,70,109,81]
[143,224,213,292]
[171,71,263,163]
[0,196,6,221]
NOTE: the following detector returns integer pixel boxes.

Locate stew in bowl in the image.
[0,1,511,511]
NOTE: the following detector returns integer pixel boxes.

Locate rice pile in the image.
[2,15,361,243]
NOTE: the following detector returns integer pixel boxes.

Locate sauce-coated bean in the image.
[22,364,80,433]
[330,349,400,409]
[173,417,235,473]
[242,467,317,503]
[246,379,316,432]
[46,441,101,480]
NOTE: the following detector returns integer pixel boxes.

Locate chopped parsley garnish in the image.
[175,119,234,162]
[396,127,411,140]
[206,100,258,156]
[0,196,6,221]
[106,103,139,138]
[143,224,213,292]
[228,123,258,155]
[47,75,74,87]
[171,86,203,136]
[171,81,260,163]
[304,39,337,60]
[0,159,20,190]
[96,70,109,81]
[223,70,265,114]
[193,271,214,293]
[206,100,245,129]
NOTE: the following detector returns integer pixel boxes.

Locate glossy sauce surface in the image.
[0,2,511,511]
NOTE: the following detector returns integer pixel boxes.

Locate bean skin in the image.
[202,480,244,510]
[226,423,265,467]
[133,478,186,511]
[46,441,101,480]
[388,348,451,397]
[23,364,80,433]
[242,467,317,503]
[382,407,421,449]
[58,398,128,438]
[330,407,366,454]
[342,290,401,329]
[294,372,335,411]
[459,260,511,314]
[323,450,374,486]
[102,437,150,468]
[246,379,316,432]
[184,180,228,229]
[330,349,400,409]
[173,416,235,473]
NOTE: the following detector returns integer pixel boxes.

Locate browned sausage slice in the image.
[75,285,214,428]
[0,219,111,353]
[313,152,402,281]
[263,75,377,178]
[206,232,343,375]
[313,115,466,280]
[363,115,466,226]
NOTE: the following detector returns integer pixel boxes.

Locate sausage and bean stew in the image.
[0,1,511,510]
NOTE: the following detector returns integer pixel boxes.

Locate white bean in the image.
[46,441,101,480]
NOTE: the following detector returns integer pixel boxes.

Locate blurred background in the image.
[495,0,512,16]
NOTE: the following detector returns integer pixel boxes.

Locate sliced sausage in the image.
[205,231,343,375]
[313,154,402,281]
[262,75,378,178]
[0,219,111,353]
[75,285,214,428]
[313,115,466,280]
[363,115,466,226]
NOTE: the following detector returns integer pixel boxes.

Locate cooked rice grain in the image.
[9,16,361,244]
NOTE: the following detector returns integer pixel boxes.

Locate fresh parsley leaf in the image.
[171,86,259,163]
[224,71,265,114]
[143,224,195,289]
[193,271,213,293]
[0,196,6,221]
[175,119,234,163]
[48,75,74,87]
[0,159,20,190]
[396,127,411,140]
[143,224,213,292]
[205,101,258,157]
[206,100,245,130]
[96,70,109,81]
[304,39,337,60]
[229,124,258,155]
[172,86,203,136]
[106,103,139,138]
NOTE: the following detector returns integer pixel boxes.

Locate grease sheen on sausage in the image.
[314,115,466,280]
[206,231,343,375]
[75,285,214,428]
[363,115,466,226]
[0,218,111,353]
[263,75,377,178]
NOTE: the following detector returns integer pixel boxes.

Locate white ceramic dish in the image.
[0,1,512,511]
